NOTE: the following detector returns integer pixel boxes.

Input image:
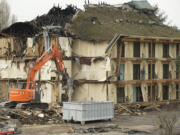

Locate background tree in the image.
[0,0,17,30]
[154,4,168,24]
[154,4,178,30]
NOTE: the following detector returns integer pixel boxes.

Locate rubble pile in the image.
[114,104,161,116]
[0,5,77,37]
[70,124,118,134]
[1,22,41,37]
[33,5,77,28]
[0,120,21,134]
[0,107,62,125]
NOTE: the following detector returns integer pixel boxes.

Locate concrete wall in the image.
[72,83,107,101]
[124,61,133,80]
[71,39,114,102]
[125,42,133,58]
[155,43,163,58]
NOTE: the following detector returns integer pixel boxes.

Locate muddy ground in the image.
[19,103,180,135]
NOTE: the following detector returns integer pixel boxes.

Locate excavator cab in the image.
[9,88,34,102]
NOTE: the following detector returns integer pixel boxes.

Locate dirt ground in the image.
[19,103,180,135]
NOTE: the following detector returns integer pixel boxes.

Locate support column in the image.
[178,43,180,100]
[150,41,153,102]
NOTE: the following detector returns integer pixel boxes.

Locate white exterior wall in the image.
[169,44,176,58]
[140,42,149,58]
[125,42,133,58]
[72,84,107,101]
[155,43,163,58]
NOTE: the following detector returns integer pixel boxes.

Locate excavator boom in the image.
[9,44,66,102]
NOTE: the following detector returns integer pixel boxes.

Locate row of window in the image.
[117,85,179,103]
[119,63,173,80]
[119,42,179,58]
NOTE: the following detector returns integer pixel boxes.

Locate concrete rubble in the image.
[114,103,162,116]
[0,107,62,125]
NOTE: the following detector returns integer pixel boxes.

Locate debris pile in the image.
[1,5,77,37]
[68,124,151,134]
[1,22,40,37]
[0,107,62,125]
[0,120,21,134]
[33,5,77,28]
[68,124,118,134]
[114,104,161,116]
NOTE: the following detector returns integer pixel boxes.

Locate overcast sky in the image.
[6,0,180,28]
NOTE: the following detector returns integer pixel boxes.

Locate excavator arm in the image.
[26,45,65,89]
[9,44,66,102]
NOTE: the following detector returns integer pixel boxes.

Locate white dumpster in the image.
[62,101,114,125]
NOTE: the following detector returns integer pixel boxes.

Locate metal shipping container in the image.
[62,101,114,125]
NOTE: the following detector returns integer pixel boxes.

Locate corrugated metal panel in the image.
[62,101,114,124]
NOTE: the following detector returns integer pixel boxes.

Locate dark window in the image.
[176,66,179,79]
[148,43,155,58]
[163,64,169,79]
[140,66,145,80]
[163,85,169,100]
[148,85,158,101]
[176,85,179,100]
[135,87,143,102]
[148,64,155,80]
[133,64,140,80]
[133,42,140,57]
[118,64,124,80]
[176,44,179,56]
[163,43,169,58]
[117,87,125,103]
[121,43,125,57]
[117,40,125,58]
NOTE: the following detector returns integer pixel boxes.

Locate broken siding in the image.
[72,40,108,80]
[0,38,12,56]
[0,81,8,99]
[71,39,117,102]
[59,37,72,57]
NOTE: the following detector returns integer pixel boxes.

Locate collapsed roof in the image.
[0,2,180,41]
[1,5,77,37]
[1,22,40,37]
[69,4,180,41]
[32,5,77,28]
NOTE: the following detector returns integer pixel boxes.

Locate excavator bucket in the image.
[9,88,34,102]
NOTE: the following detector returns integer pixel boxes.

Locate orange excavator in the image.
[5,44,69,109]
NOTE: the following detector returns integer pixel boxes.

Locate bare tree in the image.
[157,112,177,135]
[0,0,17,30]
[154,4,168,24]
[11,14,17,24]
[154,4,178,30]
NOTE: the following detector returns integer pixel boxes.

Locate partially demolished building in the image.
[0,1,180,104]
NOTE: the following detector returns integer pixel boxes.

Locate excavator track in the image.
[16,102,49,109]
[0,101,17,108]
[0,101,48,109]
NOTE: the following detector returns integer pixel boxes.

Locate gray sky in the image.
[6,0,180,28]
